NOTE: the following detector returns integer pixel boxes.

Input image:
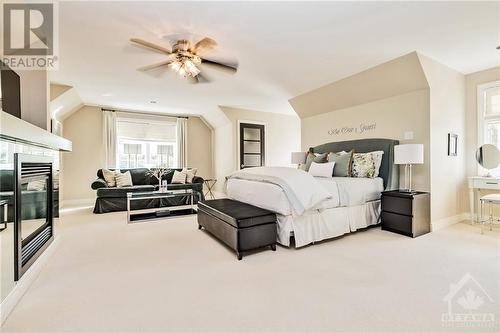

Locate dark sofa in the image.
[92,168,205,214]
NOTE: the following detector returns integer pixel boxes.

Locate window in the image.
[479,82,500,147]
[116,115,177,169]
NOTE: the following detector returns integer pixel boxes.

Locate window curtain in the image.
[176,118,188,168]
[103,110,117,168]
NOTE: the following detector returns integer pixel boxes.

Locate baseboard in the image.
[60,198,94,208]
[431,213,469,231]
[0,236,60,326]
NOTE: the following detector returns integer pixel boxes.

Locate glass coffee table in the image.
[126,189,201,223]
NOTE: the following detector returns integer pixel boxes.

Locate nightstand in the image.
[381,190,430,238]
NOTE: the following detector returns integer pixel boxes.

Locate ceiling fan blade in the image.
[137,59,172,71]
[200,58,238,74]
[130,38,171,54]
[192,37,217,54]
[196,72,211,83]
[187,73,211,84]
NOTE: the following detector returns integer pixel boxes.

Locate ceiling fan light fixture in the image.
[169,59,200,77]
[131,36,237,83]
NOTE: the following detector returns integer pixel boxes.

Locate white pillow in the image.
[115,171,133,187]
[183,167,198,183]
[308,161,335,178]
[102,169,117,187]
[371,151,384,177]
[172,170,187,184]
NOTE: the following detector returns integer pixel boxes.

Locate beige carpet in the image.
[2,206,499,332]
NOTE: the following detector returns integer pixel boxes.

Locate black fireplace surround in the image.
[14,153,54,280]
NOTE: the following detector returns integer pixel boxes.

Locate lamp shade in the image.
[394,144,424,165]
[291,152,306,164]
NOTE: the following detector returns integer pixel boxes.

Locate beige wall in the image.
[290,52,429,118]
[50,83,72,101]
[187,116,213,179]
[61,106,213,202]
[221,106,301,170]
[19,70,50,130]
[418,54,467,223]
[293,51,474,227]
[210,106,301,191]
[61,106,105,202]
[301,89,431,191]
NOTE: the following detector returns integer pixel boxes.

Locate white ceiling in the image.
[51,1,499,116]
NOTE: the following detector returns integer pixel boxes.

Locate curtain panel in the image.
[103,110,117,168]
[176,118,188,168]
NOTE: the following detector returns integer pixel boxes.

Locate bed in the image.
[226,138,400,247]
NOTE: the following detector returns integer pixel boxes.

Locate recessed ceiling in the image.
[51,1,499,116]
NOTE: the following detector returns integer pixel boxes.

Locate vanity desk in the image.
[468,176,500,223]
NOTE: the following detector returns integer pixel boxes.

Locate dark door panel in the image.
[239,123,265,169]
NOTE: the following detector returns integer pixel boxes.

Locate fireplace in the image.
[14,153,54,280]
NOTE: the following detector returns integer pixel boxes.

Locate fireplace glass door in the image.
[20,175,50,245]
[14,154,54,280]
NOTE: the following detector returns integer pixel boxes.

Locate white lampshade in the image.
[291,152,306,164]
[394,144,424,165]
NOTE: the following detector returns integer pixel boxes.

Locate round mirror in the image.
[476,144,500,170]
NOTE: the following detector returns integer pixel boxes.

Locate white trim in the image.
[236,120,268,170]
[431,213,469,231]
[477,80,500,147]
[0,237,60,325]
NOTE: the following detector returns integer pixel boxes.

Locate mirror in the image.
[476,144,500,171]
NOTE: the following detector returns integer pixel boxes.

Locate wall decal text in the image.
[328,122,377,136]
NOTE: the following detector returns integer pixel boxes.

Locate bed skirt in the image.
[277,200,381,248]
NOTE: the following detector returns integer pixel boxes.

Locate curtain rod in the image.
[101,108,189,119]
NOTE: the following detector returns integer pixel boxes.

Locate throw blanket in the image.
[227,167,331,215]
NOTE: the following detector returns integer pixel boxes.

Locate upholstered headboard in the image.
[311,138,399,190]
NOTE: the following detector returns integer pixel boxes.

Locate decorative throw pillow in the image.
[172,170,187,184]
[115,171,133,187]
[327,150,354,177]
[183,168,198,183]
[102,169,117,187]
[308,161,335,178]
[351,153,377,178]
[303,151,328,171]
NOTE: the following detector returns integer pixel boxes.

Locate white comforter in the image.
[226,167,384,217]
[227,167,331,215]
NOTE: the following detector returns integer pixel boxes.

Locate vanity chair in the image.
[480,194,500,234]
[472,144,500,233]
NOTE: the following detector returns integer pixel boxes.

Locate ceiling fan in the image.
[130,37,238,83]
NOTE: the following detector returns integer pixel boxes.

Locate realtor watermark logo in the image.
[1,1,59,70]
[442,273,496,329]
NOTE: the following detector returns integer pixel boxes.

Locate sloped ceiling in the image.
[289,52,429,118]
[50,1,499,117]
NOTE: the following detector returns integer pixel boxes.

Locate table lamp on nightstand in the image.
[394,144,424,193]
[291,152,306,169]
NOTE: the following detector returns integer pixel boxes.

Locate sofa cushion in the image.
[115,171,133,187]
[96,185,155,198]
[97,168,154,185]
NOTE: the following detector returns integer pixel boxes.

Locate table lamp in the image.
[394,144,424,193]
[291,152,306,168]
